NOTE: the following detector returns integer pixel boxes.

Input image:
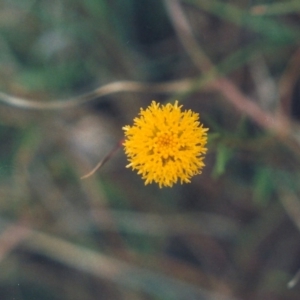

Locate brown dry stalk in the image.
[81,140,124,179]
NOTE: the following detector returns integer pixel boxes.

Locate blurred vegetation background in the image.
[1,0,300,299]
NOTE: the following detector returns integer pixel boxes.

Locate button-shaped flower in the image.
[123,101,208,188]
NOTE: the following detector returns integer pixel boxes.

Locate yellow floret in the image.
[123,101,208,188]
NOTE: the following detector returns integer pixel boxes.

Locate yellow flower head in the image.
[123,101,208,188]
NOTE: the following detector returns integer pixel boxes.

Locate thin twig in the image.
[81,140,123,179]
[0,79,195,110]
[164,0,298,147]
[164,0,212,72]
[0,220,32,262]
[22,226,237,300]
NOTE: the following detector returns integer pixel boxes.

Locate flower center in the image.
[155,132,177,158]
